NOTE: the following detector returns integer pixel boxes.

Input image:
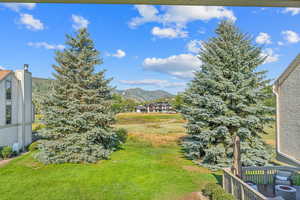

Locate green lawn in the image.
[0,113,219,200]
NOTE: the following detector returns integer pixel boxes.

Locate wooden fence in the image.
[223,166,300,200]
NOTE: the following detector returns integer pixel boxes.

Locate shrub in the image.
[32,123,46,132]
[28,141,40,152]
[202,183,235,200]
[116,128,128,144]
[0,147,3,159]
[215,193,235,200]
[292,173,300,186]
[2,146,13,159]
[202,183,220,197]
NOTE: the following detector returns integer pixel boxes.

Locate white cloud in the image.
[282,30,300,43]
[129,5,236,28]
[186,40,203,53]
[151,26,187,38]
[255,32,272,44]
[277,41,284,46]
[282,8,300,16]
[261,48,279,64]
[0,66,5,70]
[19,13,44,31]
[119,79,186,88]
[113,49,126,58]
[143,54,201,79]
[72,15,89,30]
[129,5,160,28]
[107,49,126,58]
[27,42,65,50]
[2,3,36,12]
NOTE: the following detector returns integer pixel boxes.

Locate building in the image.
[273,54,300,166]
[136,105,147,113]
[0,65,33,151]
[136,102,174,113]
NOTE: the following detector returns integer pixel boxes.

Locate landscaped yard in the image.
[0,113,221,200]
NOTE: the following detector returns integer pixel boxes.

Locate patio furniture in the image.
[245,180,258,191]
[275,185,296,200]
[268,196,284,200]
[274,171,293,186]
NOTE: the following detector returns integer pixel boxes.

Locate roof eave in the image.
[274,53,300,90]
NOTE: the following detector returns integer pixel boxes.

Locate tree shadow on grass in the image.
[212,173,223,185]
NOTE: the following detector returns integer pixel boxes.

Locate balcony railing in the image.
[223,168,267,200]
[223,166,300,200]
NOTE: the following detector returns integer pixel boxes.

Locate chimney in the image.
[24,64,29,71]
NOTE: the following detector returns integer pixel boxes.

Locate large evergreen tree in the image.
[36,29,125,164]
[181,21,274,169]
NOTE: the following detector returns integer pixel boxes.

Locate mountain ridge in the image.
[32,77,174,102]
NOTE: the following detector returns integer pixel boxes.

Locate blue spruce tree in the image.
[181,21,274,169]
[36,29,126,164]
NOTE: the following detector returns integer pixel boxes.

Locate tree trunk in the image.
[231,135,242,178]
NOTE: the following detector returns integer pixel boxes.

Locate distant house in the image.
[136,105,147,113]
[0,65,33,151]
[273,54,300,166]
[136,102,174,113]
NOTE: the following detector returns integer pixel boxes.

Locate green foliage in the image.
[262,85,276,108]
[292,173,300,186]
[214,193,235,200]
[32,123,45,132]
[1,146,13,159]
[170,93,184,111]
[32,78,54,115]
[202,183,235,200]
[36,28,122,164]
[111,94,138,113]
[28,141,40,152]
[202,183,220,197]
[116,128,128,144]
[181,21,274,169]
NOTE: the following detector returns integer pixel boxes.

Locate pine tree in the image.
[36,29,126,164]
[181,21,274,170]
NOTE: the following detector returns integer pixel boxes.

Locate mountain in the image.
[32,77,174,102]
[116,88,174,102]
[32,77,54,94]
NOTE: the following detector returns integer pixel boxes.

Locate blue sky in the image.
[0,3,300,94]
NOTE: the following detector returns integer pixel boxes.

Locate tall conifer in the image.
[181,21,274,169]
[37,29,124,164]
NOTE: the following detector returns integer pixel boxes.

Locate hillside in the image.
[32,77,174,102]
[115,88,173,102]
[32,77,54,94]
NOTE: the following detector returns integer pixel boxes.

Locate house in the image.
[135,102,174,113]
[136,105,147,113]
[273,54,300,166]
[0,65,33,151]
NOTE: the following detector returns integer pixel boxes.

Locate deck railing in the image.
[223,168,267,200]
[223,166,300,200]
[241,166,300,185]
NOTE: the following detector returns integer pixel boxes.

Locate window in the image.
[6,105,12,124]
[5,78,12,100]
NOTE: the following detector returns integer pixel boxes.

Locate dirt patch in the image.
[182,165,211,174]
[180,192,208,200]
[128,132,186,147]
[0,159,12,167]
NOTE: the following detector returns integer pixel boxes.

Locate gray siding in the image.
[278,63,300,161]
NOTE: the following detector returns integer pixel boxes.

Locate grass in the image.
[262,123,276,147]
[0,113,219,200]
